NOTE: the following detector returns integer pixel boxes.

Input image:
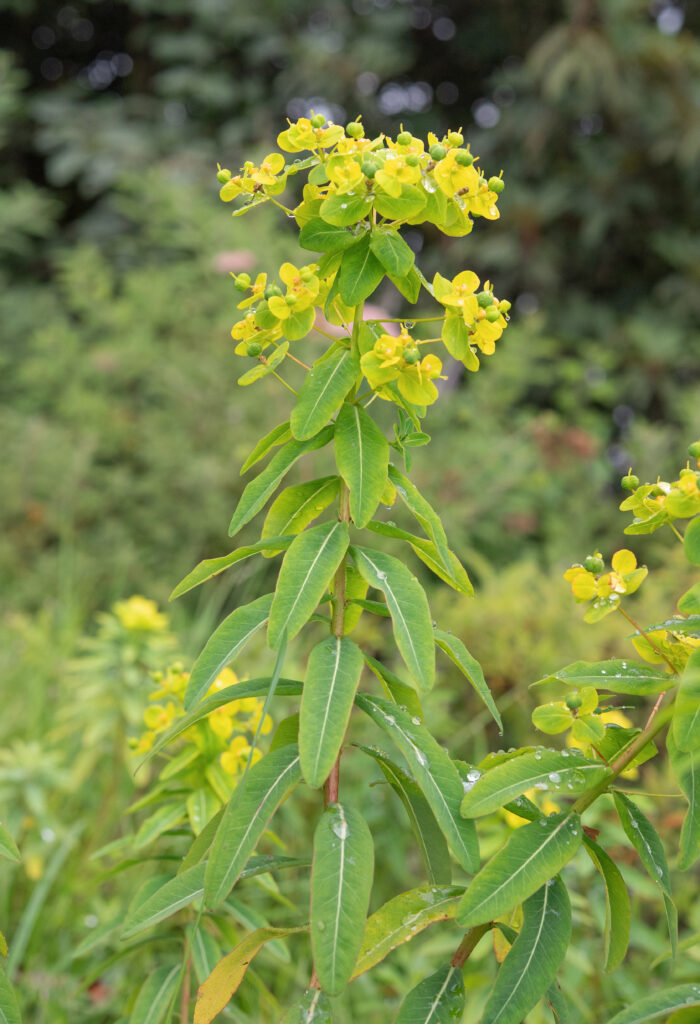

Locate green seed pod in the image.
[396,131,413,146]
[429,144,447,161]
[454,150,473,166]
[498,299,511,313]
[310,113,326,128]
[488,176,505,194]
[485,307,500,323]
[217,167,232,184]
[286,293,298,306]
[621,473,640,491]
[477,291,494,308]
[246,342,262,357]
[234,273,251,291]
[346,121,363,138]
[584,555,605,574]
[361,161,378,178]
[300,267,314,281]
[406,154,420,167]
[448,131,464,146]
[566,693,583,711]
[265,284,282,299]
[689,440,700,458]
[403,347,420,365]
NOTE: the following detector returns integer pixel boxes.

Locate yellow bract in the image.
[326,154,364,194]
[375,154,422,198]
[114,595,169,632]
[277,117,344,152]
[433,150,480,198]
[360,332,444,406]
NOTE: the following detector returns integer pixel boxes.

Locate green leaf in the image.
[369,229,415,277]
[684,515,700,565]
[262,477,339,543]
[311,802,374,995]
[229,428,334,537]
[351,546,434,691]
[204,745,302,907]
[679,582,700,615]
[352,884,463,978]
[237,341,289,385]
[193,926,307,1024]
[268,521,349,648]
[672,649,700,751]
[130,965,180,1024]
[357,744,452,884]
[338,235,385,306]
[188,926,222,986]
[281,990,332,1023]
[433,630,502,731]
[0,972,22,1024]
[668,733,700,870]
[583,836,631,972]
[456,812,583,927]
[643,615,700,638]
[284,306,316,341]
[0,824,20,864]
[613,791,672,897]
[334,403,389,528]
[320,191,373,227]
[606,985,700,1024]
[362,653,424,720]
[482,877,571,1024]
[300,636,364,787]
[184,594,273,709]
[373,183,426,222]
[356,693,479,872]
[240,421,292,474]
[533,660,671,695]
[170,537,293,600]
[299,217,362,254]
[366,520,473,596]
[388,464,453,583]
[290,348,360,441]
[394,964,464,1024]
[460,749,607,818]
[134,802,187,850]
[121,865,205,938]
[386,266,422,303]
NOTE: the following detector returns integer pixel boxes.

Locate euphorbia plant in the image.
[127,115,700,1024]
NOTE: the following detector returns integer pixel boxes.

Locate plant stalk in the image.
[450,923,491,968]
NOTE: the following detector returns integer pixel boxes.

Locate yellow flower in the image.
[237,272,267,309]
[465,179,500,220]
[326,154,364,194]
[277,117,344,153]
[433,150,480,198]
[375,154,422,198]
[248,152,285,186]
[267,262,319,319]
[143,702,177,733]
[207,667,239,695]
[208,707,234,739]
[113,595,169,632]
[435,270,480,324]
[360,332,444,406]
[564,549,647,621]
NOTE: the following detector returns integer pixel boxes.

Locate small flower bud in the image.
[300,267,314,281]
[454,150,473,166]
[584,554,605,574]
[361,160,378,178]
[485,307,501,322]
[346,120,364,138]
[566,693,583,711]
[265,284,282,299]
[403,347,420,364]
[689,440,700,458]
[476,291,494,308]
[234,273,251,291]
[246,342,262,357]
[488,176,505,194]
[498,299,511,313]
[621,473,639,491]
[286,294,298,306]
[310,113,326,128]
[448,131,464,146]
[429,144,447,161]
[217,167,232,183]
[397,131,413,145]
[406,154,420,167]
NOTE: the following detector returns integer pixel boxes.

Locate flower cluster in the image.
[619,463,700,535]
[360,330,444,405]
[564,549,647,622]
[434,270,510,371]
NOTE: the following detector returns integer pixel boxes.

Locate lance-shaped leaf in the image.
[684,514,700,565]
[240,420,291,474]
[170,537,293,600]
[532,660,671,696]
[388,464,453,582]
[394,964,465,1024]
[334,403,389,528]
[131,965,180,1024]
[456,812,583,928]
[433,629,502,731]
[352,884,463,978]
[300,636,364,788]
[0,824,20,863]
[357,744,451,884]
[460,749,608,818]
[184,594,273,708]
[583,836,631,972]
[338,235,385,306]
[672,649,700,752]
[356,693,479,873]
[679,582,700,615]
[366,520,473,596]
[363,653,423,720]
[268,521,349,648]
[607,985,700,1024]
[613,792,672,897]
[205,745,302,907]
[290,348,360,441]
[189,926,222,986]
[229,427,334,536]
[311,802,374,995]
[351,546,435,692]
[121,864,205,938]
[369,229,415,278]
[482,876,571,1024]
[0,972,21,1024]
[281,989,332,1023]
[193,925,307,1024]
[668,733,700,870]
[262,477,339,543]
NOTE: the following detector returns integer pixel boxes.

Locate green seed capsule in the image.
[265,285,282,299]
[346,121,363,138]
[246,342,262,357]
[498,299,511,313]
[621,473,640,491]
[488,176,505,194]
[403,347,420,365]
[566,693,583,711]
[448,131,464,146]
[689,440,700,458]
[406,154,420,167]
[361,161,378,178]
[477,291,494,308]
[584,555,605,574]
[429,144,447,161]
[397,131,413,145]
[310,113,326,128]
[485,307,500,322]
[286,294,298,306]
[217,168,232,183]
[454,150,473,166]
[300,267,314,281]
[234,273,251,291]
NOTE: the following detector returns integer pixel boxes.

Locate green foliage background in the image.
[1,0,699,1019]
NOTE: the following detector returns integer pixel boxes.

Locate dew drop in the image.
[534,782,548,791]
[377,571,387,581]
[548,772,562,784]
[534,751,543,761]
[411,716,421,726]
[332,820,349,840]
[340,203,348,210]
[422,177,437,194]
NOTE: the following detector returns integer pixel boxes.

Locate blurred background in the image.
[1,0,699,1020]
